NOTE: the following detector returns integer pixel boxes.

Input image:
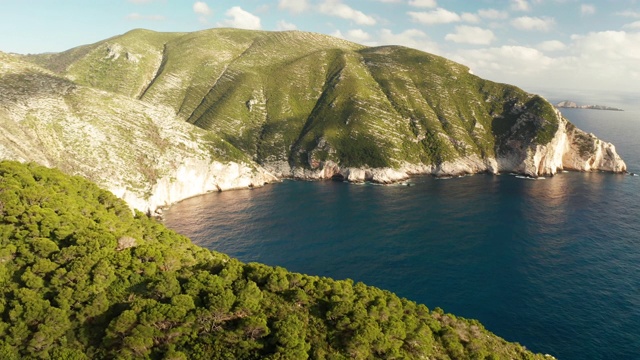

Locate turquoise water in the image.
[165,109,640,359]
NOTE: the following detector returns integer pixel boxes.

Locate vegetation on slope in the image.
[0,161,548,359]
[25,28,561,171]
[0,51,265,206]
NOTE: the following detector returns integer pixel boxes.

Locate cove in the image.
[165,108,640,360]
[165,171,640,360]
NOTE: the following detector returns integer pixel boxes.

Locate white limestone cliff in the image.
[562,124,627,172]
[494,109,626,176]
[262,108,626,183]
[0,58,278,215]
[113,159,277,214]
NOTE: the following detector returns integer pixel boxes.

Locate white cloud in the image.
[408,8,461,25]
[376,0,402,2]
[452,45,554,80]
[125,13,166,21]
[408,0,437,8]
[461,13,480,23]
[570,31,640,61]
[193,2,211,16]
[511,16,555,31]
[581,4,596,16]
[279,0,309,14]
[623,21,640,29]
[445,26,496,45]
[478,8,509,20]
[332,29,372,44]
[276,20,297,31]
[345,29,372,42]
[452,31,640,92]
[560,31,640,89]
[318,0,376,26]
[219,6,261,30]
[333,28,439,53]
[616,10,640,18]
[378,28,440,54]
[537,40,566,51]
[510,0,530,12]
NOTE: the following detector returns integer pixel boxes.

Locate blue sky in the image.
[1,0,639,99]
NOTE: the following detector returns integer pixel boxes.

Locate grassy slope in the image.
[0,51,255,199]
[0,161,549,359]
[28,29,180,99]
[27,28,559,170]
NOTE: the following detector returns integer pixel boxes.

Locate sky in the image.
[1,0,639,102]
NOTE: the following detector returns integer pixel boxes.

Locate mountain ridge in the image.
[0,28,627,213]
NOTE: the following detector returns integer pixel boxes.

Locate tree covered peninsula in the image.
[0,161,551,359]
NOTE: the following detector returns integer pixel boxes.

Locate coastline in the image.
[156,165,633,219]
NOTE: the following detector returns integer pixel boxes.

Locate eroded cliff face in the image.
[494,109,626,176]
[113,159,276,214]
[0,52,277,214]
[262,108,626,182]
[563,122,627,172]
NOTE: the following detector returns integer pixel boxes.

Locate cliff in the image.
[0,51,277,215]
[0,28,627,212]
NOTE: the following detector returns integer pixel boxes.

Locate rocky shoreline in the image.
[148,111,626,217]
[137,110,627,216]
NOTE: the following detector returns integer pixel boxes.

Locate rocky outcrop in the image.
[563,123,627,172]
[0,52,277,215]
[263,160,410,183]
[490,108,625,177]
[262,108,626,182]
[113,159,277,215]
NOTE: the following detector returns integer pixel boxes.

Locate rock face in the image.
[494,109,625,176]
[115,159,276,215]
[265,108,626,180]
[0,51,277,214]
[0,28,627,213]
[563,122,627,172]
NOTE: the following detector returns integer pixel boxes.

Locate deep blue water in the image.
[165,108,640,360]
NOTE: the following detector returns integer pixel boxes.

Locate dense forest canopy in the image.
[0,161,549,359]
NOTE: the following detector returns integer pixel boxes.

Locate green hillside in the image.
[0,49,266,209]
[26,28,560,170]
[0,161,550,359]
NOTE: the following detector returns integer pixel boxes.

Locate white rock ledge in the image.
[112,159,278,215]
[260,112,626,189]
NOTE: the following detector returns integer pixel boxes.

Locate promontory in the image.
[0,28,626,213]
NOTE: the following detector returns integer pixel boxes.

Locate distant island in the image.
[556,100,623,111]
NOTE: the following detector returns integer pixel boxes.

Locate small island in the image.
[555,100,623,111]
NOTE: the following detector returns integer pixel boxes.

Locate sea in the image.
[164,95,640,360]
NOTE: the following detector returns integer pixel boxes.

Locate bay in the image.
[165,108,640,360]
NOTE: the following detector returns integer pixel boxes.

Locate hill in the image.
[0,161,554,359]
[0,28,627,213]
